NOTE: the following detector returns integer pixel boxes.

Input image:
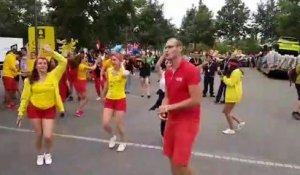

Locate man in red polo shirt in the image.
[159,38,201,175]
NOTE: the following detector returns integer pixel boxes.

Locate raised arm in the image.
[44,45,67,80]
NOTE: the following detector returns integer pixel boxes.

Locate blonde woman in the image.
[101,53,129,152]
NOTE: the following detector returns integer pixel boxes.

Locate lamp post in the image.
[34,0,38,55]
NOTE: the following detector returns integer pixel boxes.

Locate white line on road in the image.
[1,125,300,171]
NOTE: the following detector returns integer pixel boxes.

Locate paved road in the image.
[0,69,300,175]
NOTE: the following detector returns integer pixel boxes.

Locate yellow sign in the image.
[28,26,55,59]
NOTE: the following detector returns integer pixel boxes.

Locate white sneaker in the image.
[222,128,236,135]
[237,122,246,130]
[108,135,117,148]
[44,153,52,165]
[96,97,101,101]
[36,154,44,166]
[117,143,127,152]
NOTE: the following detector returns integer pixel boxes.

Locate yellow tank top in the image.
[106,67,126,100]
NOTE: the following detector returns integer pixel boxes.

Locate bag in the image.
[288,68,297,86]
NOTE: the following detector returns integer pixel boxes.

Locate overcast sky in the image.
[159,0,262,27]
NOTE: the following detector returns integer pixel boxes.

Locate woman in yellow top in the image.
[2,51,19,109]
[73,53,98,117]
[220,59,245,135]
[16,45,67,166]
[101,53,129,152]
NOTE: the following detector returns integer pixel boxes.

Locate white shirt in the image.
[159,71,166,92]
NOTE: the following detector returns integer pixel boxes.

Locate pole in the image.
[34,0,38,56]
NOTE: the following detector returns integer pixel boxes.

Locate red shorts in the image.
[2,76,18,91]
[163,119,199,166]
[104,98,127,112]
[27,103,56,119]
[74,79,87,94]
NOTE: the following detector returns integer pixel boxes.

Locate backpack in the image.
[288,68,297,86]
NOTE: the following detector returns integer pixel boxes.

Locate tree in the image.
[0,0,44,41]
[215,0,250,41]
[134,0,175,48]
[275,0,300,39]
[179,2,215,47]
[254,0,277,42]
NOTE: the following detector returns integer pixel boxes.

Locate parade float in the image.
[257,37,300,76]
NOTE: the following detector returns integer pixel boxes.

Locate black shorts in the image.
[295,84,300,100]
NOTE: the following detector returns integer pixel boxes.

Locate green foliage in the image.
[214,42,233,54]
[275,0,300,39]
[179,3,215,47]
[215,0,250,41]
[253,0,277,42]
[0,0,44,41]
[235,39,261,54]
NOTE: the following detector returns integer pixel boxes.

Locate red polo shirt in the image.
[165,59,201,122]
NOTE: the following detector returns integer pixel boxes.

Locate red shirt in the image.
[165,59,201,122]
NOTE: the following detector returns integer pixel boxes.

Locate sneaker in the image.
[36,154,44,166]
[108,135,117,148]
[96,97,102,101]
[237,122,246,130]
[75,110,84,117]
[67,96,74,101]
[117,143,127,152]
[6,103,17,110]
[44,153,52,165]
[210,94,215,97]
[222,129,236,135]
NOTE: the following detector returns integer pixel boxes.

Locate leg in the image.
[222,103,236,129]
[202,76,208,96]
[160,120,166,137]
[42,119,55,153]
[29,119,43,154]
[294,84,300,113]
[95,78,101,97]
[140,78,145,96]
[215,81,224,102]
[102,108,114,136]
[145,77,151,96]
[232,116,241,124]
[209,77,215,96]
[115,111,126,142]
[77,92,88,111]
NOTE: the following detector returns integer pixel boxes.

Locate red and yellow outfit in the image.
[164,59,201,166]
[104,67,127,111]
[74,63,89,94]
[2,53,19,91]
[18,52,67,119]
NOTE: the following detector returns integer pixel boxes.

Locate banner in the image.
[28,26,55,59]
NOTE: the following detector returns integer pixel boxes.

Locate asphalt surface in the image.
[0,68,300,175]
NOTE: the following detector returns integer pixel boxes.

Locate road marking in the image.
[1,125,300,170]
